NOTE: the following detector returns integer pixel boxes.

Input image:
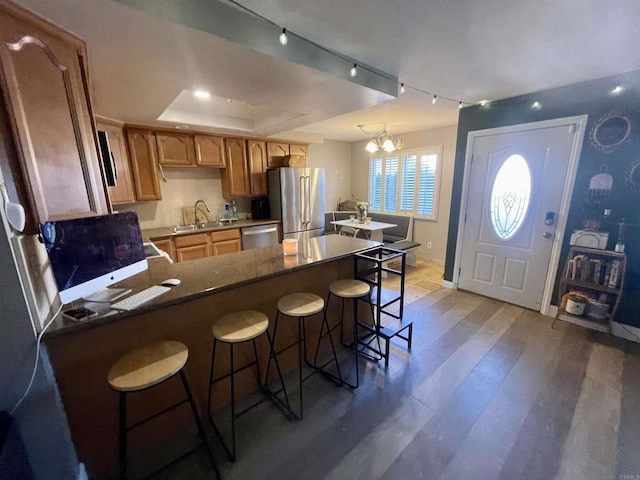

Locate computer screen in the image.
[42,212,147,304]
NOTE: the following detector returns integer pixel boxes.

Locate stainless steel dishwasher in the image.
[241,224,279,250]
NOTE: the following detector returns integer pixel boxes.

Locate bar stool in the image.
[207,310,287,462]
[265,292,343,420]
[107,341,219,480]
[317,279,375,389]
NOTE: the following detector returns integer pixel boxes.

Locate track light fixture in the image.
[279,28,288,45]
[350,64,358,77]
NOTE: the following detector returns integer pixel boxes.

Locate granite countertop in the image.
[45,235,380,338]
[142,219,280,241]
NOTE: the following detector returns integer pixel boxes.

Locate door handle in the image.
[542,232,553,239]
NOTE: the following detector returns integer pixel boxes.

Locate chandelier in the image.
[359,124,403,153]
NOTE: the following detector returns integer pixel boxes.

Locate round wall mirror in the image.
[625,159,640,192]
[590,110,631,154]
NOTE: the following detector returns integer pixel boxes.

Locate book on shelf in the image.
[608,260,620,289]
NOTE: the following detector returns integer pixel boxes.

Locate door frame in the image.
[452,115,588,315]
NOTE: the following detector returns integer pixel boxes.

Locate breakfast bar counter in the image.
[44,235,379,478]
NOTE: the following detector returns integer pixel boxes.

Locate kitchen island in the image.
[44,234,379,477]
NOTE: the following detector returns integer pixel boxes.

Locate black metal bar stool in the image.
[316,279,376,389]
[207,310,287,462]
[264,292,343,420]
[107,341,219,480]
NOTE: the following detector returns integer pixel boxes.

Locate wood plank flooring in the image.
[130,259,640,480]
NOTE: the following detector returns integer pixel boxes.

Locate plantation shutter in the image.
[369,157,383,211]
[400,153,417,212]
[417,153,437,217]
[384,156,399,212]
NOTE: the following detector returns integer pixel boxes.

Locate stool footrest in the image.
[127,398,189,431]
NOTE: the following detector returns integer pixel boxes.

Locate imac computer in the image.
[42,211,147,305]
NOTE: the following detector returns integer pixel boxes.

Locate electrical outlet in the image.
[427,241,432,249]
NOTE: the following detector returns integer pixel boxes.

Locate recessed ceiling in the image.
[13,0,640,142]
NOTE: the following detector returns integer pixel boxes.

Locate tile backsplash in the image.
[116,168,250,230]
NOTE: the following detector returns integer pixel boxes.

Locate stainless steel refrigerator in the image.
[268,167,325,241]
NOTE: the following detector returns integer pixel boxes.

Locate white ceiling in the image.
[15,0,640,142]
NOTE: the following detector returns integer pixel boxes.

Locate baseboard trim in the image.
[611,322,640,344]
[442,280,456,289]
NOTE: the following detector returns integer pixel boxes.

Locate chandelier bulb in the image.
[279,28,288,46]
[350,64,358,77]
[432,95,437,104]
[400,83,405,94]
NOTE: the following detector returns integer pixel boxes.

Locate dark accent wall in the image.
[444,69,640,327]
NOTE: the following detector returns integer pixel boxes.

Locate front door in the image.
[458,121,581,310]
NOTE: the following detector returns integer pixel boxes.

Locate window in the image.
[368,146,442,220]
[490,154,531,240]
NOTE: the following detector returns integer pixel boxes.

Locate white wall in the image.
[350,124,458,263]
[309,140,352,212]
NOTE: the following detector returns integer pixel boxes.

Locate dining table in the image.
[331,219,397,243]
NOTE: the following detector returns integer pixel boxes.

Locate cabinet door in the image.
[289,144,308,161]
[176,244,210,262]
[211,239,241,256]
[266,142,289,168]
[0,5,108,224]
[156,132,195,167]
[96,121,135,204]
[194,134,225,167]
[150,237,176,263]
[126,129,161,201]
[247,140,267,196]
[222,137,250,197]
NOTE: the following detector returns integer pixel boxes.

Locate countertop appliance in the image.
[242,224,279,250]
[251,197,270,220]
[268,168,325,241]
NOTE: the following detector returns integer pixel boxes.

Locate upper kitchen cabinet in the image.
[126,128,162,201]
[266,142,289,168]
[247,139,267,195]
[289,144,309,162]
[221,137,250,197]
[194,134,225,167]
[156,132,195,167]
[0,1,108,226]
[95,117,135,204]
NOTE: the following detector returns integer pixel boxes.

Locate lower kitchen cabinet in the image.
[151,228,241,263]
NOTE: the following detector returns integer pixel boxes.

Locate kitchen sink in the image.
[171,224,197,233]
[197,221,223,229]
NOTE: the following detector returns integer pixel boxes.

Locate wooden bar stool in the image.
[207,310,287,462]
[316,279,375,389]
[107,341,219,480]
[264,292,343,420]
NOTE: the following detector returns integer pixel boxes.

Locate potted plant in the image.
[355,201,369,223]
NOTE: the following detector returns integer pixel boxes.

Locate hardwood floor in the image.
[135,259,640,480]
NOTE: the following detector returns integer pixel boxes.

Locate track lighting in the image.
[279,28,288,46]
[400,83,405,94]
[458,101,463,109]
[432,95,437,104]
[350,64,358,77]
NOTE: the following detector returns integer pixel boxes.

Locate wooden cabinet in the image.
[96,119,135,204]
[267,142,289,168]
[174,232,210,262]
[126,129,162,201]
[222,137,250,197]
[0,2,108,226]
[150,237,176,263]
[156,132,195,167]
[195,134,225,167]
[554,246,627,333]
[210,229,241,255]
[247,140,267,195]
[289,144,309,162]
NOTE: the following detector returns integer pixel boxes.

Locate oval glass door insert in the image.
[490,154,532,240]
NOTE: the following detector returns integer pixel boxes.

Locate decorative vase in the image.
[358,208,367,223]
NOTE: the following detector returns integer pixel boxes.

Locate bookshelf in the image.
[554,246,626,333]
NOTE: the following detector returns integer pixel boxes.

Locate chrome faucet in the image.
[194,199,211,227]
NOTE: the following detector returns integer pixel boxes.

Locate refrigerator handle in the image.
[299,175,305,225]
[306,176,311,225]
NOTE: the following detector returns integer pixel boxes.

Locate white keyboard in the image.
[111,285,170,311]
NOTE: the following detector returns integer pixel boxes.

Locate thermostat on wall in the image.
[569,230,609,249]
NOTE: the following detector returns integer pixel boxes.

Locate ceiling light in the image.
[479,100,489,106]
[279,28,288,46]
[400,83,405,94]
[350,64,358,77]
[612,85,623,95]
[532,101,541,109]
[194,90,210,99]
[458,101,463,109]
[432,95,437,104]
[359,124,403,154]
